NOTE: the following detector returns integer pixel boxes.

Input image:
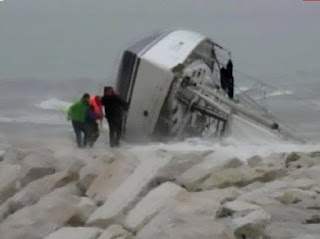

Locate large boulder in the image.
[294,236,320,239]
[7,170,76,214]
[238,180,289,203]
[154,151,210,183]
[201,166,260,190]
[217,200,261,218]
[87,150,172,228]
[1,148,20,164]
[136,206,235,239]
[292,165,320,182]
[97,225,133,239]
[44,227,102,239]
[290,179,316,190]
[232,209,271,239]
[0,164,20,204]
[124,182,184,232]
[0,202,10,223]
[286,152,301,167]
[0,149,5,161]
[247,155,262,167]
[79,161,108,191]
[69,197,97,226]
[263,222,307,239]
[176,152,244,191]
[0,185,80,239]
[199,187,242,204]
[273,188,317,204]
[263,205,315,224]
[86,156,139,205]
[20,152,55,186]
[201,164,286,190]
[261,153,286,167]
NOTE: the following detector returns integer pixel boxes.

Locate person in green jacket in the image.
[68,93,90,148]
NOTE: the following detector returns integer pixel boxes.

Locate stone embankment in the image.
[0,145,319,239]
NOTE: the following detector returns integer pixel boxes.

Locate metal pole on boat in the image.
[191,85,305,143]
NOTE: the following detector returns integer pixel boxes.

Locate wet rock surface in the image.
[0,146,319,239]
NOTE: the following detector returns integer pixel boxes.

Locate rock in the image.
[97,225,133,239]
[79,161,107,191]
[294,165,320,182]
[241,181,264,192]
[86,156,139,205]
[241,194,280,206]
[311,186,320,193]
[294,235,320,239]
[254,165,287,182]
[176,152,245,191]
[20,152,55,186]
[232,209,271,239]
[136,206,235,239]
[217,200,261,218]
[53,149,114,173]
[310,151,320,158]
[0,164,20,204]
[154,151,208,183]
[7,170,76,213]
[202,187,242,204]
[263,222,307,238]
[44,227,102,239]
[286,152,301,167]
[305,215,320,224]
[262,152,286,167]
[223,157,244,169]
[69,197,97,226]
[200,166,259,190]
[305,224,320,235]
[48,181,82,197]
[1,149,19,164]
[263,205,314,223]
[0,203,10,223]
[247,155,262,167]
[201,164,286,190]
[273,188,317,204]
[87,150,172,228]
[67,159,86,175]
[124,182,184,232]
[0,186,79,239]
[291,179,316,190]
[239,180,288,202]
[289,156,315,170]
[0,149,5,161]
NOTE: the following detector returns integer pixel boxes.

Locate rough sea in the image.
[0,72,319,151]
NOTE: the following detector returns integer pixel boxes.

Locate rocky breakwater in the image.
[0,144,320,239]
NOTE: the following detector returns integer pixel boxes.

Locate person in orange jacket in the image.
[89,95,103,126]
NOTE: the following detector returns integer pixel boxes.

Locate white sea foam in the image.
[255,89,293,100]
[0,115,68,125]
[36,98,72,111]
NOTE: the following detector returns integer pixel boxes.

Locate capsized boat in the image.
[115,30,304,143]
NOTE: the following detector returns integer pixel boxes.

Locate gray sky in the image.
[0,0,319,82]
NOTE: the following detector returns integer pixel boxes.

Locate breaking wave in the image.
[0,115,68,125]
[36,98,72,111]
[254,89,293,100]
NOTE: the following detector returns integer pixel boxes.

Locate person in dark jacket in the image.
[86,105,100,148]
[220,67,228,92]
[101,86,128,147]
[226,59,234,99]
[68,93,90,148]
